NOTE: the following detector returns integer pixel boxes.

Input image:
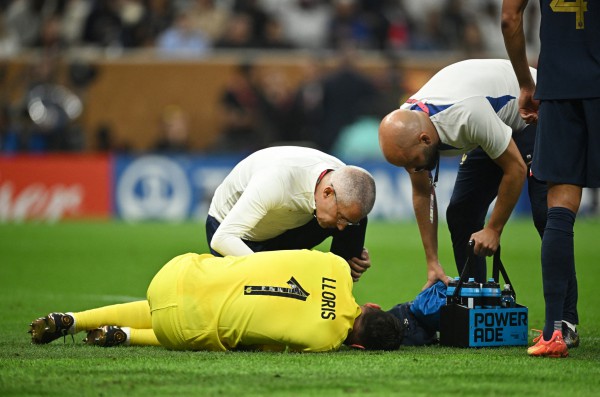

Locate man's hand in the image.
[518,86,539,124]
[348,248,371,282]
[470,227,500,257]
[423,261,449,291]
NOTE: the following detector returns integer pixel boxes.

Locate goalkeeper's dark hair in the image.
[358,310,405,351]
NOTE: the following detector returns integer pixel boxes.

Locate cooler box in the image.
[440,304,528,347]
[439,243,529,347]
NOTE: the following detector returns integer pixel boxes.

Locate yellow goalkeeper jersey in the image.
[160,249,360,352]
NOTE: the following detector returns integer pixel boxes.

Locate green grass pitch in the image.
[1,219,599,396]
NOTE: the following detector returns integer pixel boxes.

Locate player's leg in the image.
[533,100,585,344]
[562,269,580,348]
[206,215,222,256]
[527,175,547,237]
[531,183,580,356]
[146,254,192,350]
[446,147,503,282]
[513,123,548,237]
[557,98,600,348]
[528,99,591,357]
[75,300,160,346]
[74,301,152,331]
[521,123,582,347]
[29,301,160,346]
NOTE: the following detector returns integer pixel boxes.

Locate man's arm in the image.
[210,176,279,256]
[470,139,526,256]
[410,171,448,290]
[502,0,539,123]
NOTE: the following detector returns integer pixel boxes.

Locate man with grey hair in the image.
[206,146,375,281]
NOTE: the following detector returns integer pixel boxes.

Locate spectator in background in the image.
[372,55,406,115]
[329,54,406,163]
[232,0,269,46]
[188,0,230,44]
[18,53,84,152]
[57,0,91,47]
[327,0,394,51]
[260,16,294,49]
[153,105,191,153]
[82,0,123,47]
[94,122,116,152]
[286,49,381,153]
[358,0,391,51]
[328,0,371,50]
[273,0,331,50]
[286,56,325,145]
[332,55,406,162]
[34,15,67,53]
[408,8,445,51]
[332,54,406,162]
[212,61,264,153]
[0,0,544,55]
[460,17,485,58]
[118,0,147,47]
[385,1,413,51]
[211,61,297,150]
[438,0,470,50]
[131,0,176,48]
[253,66,295,142]
[5,0,46,48]
[156,10,210,57]
[311,47,380,153]
[0,102,21,152]
[214,13,258,49]
[475,0,508,57]
[0,12,21,57]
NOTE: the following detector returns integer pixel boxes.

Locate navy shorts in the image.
[532,98,600,188]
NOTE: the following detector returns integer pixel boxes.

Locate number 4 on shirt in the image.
[550,0,588,29]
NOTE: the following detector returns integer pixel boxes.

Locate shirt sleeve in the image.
[210,171,286,256]
[462,97,512,159]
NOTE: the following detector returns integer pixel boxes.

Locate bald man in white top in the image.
[379,59,547,289]
[206,146,376,281]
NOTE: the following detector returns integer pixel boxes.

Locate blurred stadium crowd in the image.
[0,0,541,55]
[0,0,542,154]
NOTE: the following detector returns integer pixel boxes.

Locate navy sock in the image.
[541,207,576,341]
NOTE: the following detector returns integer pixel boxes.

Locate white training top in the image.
[208,146,345,256]
[400,59,537,159]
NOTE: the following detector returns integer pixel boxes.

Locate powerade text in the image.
[473,311,527,342]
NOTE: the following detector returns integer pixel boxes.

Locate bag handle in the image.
[492,245,517,302]
[448,241,516,302]
[448,241,475,303]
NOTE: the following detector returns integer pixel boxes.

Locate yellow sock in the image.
[129,328,161,346]
[73,300,152,332]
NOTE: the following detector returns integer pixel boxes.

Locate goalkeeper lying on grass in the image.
[29,250,403,352]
